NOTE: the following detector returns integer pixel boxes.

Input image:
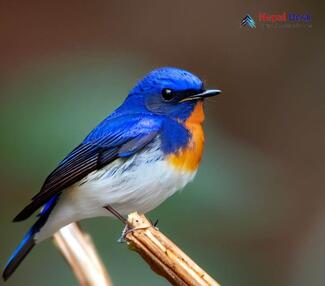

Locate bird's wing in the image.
[14,115,161,222]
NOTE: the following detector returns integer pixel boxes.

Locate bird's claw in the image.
[117,224,129,243]
[148,217,159,229]
[153,218,159,229]
[117,223,152,243]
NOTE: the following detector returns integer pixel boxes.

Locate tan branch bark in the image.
[125,212,221,286]
[53,223,112,286]
[52,213,221,286]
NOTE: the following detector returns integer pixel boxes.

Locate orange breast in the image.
[167,101,205,172]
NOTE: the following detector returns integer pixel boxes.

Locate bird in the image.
[2,67,221,280]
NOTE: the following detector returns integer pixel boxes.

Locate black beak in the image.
[180,89,222,102]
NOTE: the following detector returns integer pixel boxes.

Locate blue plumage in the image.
[5,230,34,271]
[129,67,203,95]
[3,67,221,281]
[3,194,59,280]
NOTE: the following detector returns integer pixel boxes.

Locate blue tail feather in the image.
[2,194,59,281]
[2,229,35,281]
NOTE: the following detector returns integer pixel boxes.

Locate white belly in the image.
[36,140,196,241]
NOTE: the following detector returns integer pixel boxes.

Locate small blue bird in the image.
[3,67,221,280]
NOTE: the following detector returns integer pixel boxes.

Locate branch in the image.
[125,212,221,286]
[53,223,112,286]
[52,213,221,286]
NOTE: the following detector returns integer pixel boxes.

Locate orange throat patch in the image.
[168,101,205,172]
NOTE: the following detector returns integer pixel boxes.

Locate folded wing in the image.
[14,115,161,222]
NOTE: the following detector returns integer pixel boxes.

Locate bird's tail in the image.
[3,194,59,281]
[2,228,36,281]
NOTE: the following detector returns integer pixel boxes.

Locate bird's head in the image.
[123,67,221,121]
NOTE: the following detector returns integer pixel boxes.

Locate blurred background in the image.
[0,1,324,285]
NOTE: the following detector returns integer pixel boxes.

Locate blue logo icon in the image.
[241,14,256,28]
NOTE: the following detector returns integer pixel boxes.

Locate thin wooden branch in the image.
[53,223,112,286]
[52,213,221,286]
[125,212,221,286]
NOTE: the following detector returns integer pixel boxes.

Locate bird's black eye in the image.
[161,88,174,101]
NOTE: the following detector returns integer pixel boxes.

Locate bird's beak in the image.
[180,89,222,102]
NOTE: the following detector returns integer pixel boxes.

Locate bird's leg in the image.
[103,205,153,243]
[103,205,127,224]
[103,205,131,242]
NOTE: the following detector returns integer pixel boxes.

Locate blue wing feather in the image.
[13,114,162,222]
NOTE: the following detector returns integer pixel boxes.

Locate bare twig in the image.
[53,223,112,286]
[125,212,221,286]
[52,213,220,286]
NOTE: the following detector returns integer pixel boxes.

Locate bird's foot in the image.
[117,222,153,243]
[118,224,129,243]
[148,217,159,230]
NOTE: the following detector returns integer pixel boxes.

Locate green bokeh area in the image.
[0,56,297,286]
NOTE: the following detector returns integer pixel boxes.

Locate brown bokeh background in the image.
[0,1,324,285]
